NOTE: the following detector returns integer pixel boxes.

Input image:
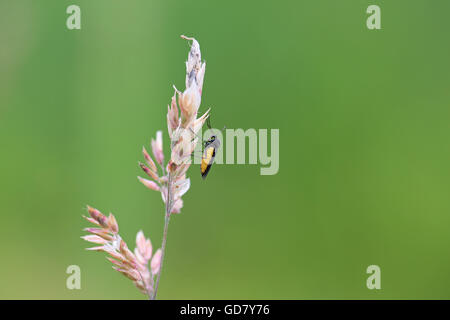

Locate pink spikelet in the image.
[138,35,210,215]
[136,35,211,300]
[82,206,161,297]
[83,35,212,300]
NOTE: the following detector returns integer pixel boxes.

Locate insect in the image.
[200,117,222,179]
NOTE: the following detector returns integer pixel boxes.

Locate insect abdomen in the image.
[201,146,216,179]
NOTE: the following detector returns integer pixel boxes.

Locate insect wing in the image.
[201,145,216,179]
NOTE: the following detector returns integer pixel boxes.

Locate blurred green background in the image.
[1,0,450,299]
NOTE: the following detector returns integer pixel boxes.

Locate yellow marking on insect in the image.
[201,145,216,179]
[201,147,214,173]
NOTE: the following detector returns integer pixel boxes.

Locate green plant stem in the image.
[151,172,172,300]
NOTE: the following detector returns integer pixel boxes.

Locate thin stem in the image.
[136,269,152,300]
[151,172,172,300]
